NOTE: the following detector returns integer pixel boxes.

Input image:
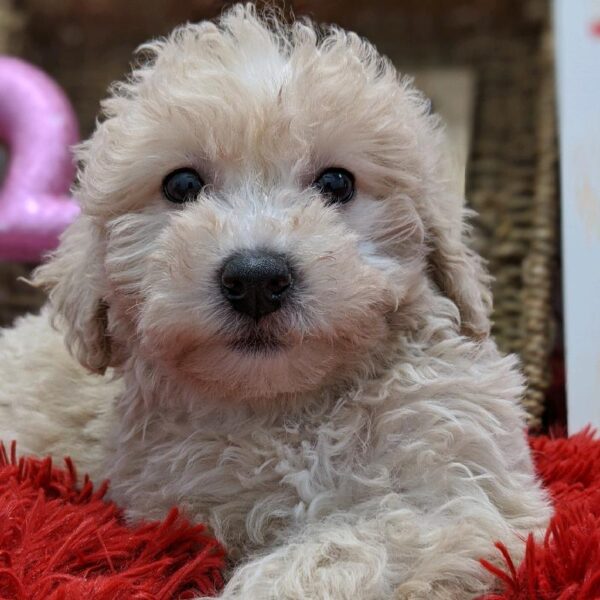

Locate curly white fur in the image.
[0,5,551,599]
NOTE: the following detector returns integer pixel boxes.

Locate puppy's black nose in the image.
[221,251,292,320]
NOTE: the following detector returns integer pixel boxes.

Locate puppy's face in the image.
[38,7,491,402]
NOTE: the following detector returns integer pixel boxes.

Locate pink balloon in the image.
[0,56,80,262]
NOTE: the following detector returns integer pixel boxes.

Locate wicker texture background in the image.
[0,0,558,427]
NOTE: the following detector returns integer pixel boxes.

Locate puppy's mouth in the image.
[230,331,284,354]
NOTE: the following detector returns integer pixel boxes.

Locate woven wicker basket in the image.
[0,0,558,427]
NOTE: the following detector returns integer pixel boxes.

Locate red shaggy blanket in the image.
[0,432,598,599]
[482,429,600,599]
[0,443,225,599]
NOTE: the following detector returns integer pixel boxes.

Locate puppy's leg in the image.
[196,506,518,600]
[198,519,397,600]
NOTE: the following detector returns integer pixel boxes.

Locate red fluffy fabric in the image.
[481,430,600,599]
[2,432,599,599]
[0,442,225,600]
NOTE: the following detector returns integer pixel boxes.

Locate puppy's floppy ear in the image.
[33,215,111,374]
[425,192,493,339]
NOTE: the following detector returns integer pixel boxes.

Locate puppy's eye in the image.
[313,168,355,205]
[162,168,205,204]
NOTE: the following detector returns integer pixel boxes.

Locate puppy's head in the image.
[35,5,491,401]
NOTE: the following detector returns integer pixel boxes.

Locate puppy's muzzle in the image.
[220,251,292,320]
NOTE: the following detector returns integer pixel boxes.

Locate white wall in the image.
[554,0,600,432]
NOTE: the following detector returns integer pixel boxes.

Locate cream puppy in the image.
[0,5,551,599]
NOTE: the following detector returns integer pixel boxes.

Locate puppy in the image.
[0,5,551,599]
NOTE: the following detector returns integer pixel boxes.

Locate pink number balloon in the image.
[0,56,80,262]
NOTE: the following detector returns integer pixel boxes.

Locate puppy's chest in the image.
[107,407,379,549]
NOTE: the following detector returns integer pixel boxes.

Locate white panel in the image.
[554,0,600,432]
